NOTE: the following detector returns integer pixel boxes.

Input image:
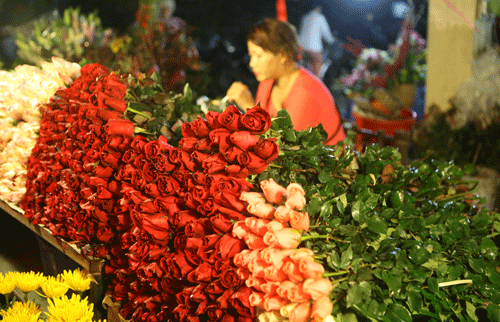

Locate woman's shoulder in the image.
[295,67,333,99]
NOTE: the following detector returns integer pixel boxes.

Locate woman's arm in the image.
[226,82,255,111]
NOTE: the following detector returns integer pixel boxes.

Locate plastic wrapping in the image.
[452,47,500,130]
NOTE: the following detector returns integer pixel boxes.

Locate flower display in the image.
[0,57,80,203]
[60,268,92,292]
[339,48,391,98]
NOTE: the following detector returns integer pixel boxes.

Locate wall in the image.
[426,0,478,112]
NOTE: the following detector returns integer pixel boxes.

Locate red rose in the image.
[229,286,255,318]
[214,190,245,213]
[206,279,225,296]
[141,213,171,242]
[223,146,244,163]
[209,128,232,153]
[154,153,176,172]
[101,146,122,168]
[194,137,213,152]
[186,262,213,283]
[122,149,139,164]
[144,183,160,198]
[224,164,250,179]
[97,222,115,242]
[142,162,157,182]
[181,122,197,138]
[185,218,212,237]
[202,153,228,174]
[105,119,135,137]
[179,137,199,153]
[254,137,280,161]
[240,106,271,134]
[220,268,244,289]
[144,140,161,161]
[218,105,241,131]
[210,213,233,234]
[206,305,224,321]
[98,108,123,121]
[237,151,269,174]
[229,131,260,151]
[154,196,180,216]
[157,176,180,196]
[131,135,149,152]
[192,151,211,164]
[205,110,221,128]
[209,175,253,196]
[172,210,199,228]
[217,234,246,260]
[131,169,146,190]
[191,116,211,138]
[116,163,136,181]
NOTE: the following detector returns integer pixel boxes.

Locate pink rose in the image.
[260,178,287,205]
[263,228,301,249]
[286,191,307,211]
[244,217,271,236]
[289,301,312,322]
[274,206,291,223]
[289,210,310,231]
[247,202,275,219]
[302,278,334,300]
[240,192,266,205]
[311,296,333,322]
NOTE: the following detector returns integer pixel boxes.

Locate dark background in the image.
[0,0,428,50]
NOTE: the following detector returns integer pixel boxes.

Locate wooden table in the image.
[0,199,106,312]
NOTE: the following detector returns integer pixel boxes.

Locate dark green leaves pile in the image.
[255,109,500,322]
[124,73,204,145]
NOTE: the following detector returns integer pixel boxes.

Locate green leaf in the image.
[334,193,348,214]
[307,197,322,216]
[466,301,479,322]
[385,303,412,322]
[351,200,367,223]
[329,250,341,269]
[427,277,439,293]
[340,245,353,270]
[381,271,402,293]
[367,217,388,234]
[407,292,423,313]
[408,245,431,266]
[346,284,363,307]
[283,127,297,142]
[480,238,498,260]
[468,257,485,274]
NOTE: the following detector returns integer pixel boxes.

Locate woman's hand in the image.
[226,82,255,111]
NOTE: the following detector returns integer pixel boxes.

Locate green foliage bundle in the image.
[15,7,108,66]
[124,73,205,146]
[254,109,500,322]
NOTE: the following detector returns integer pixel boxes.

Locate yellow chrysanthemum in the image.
[45,294,94,322]
[14,271,46,293]
[40,275,70,299]
[0,300,42,322]
[0,272,17,294]
[59,269,92,292]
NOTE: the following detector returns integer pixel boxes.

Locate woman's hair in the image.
[247,18,300,63]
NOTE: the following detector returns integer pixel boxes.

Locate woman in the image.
[226,18,345,145]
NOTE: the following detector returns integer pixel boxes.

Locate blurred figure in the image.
[226,18,345,145]
[298,0,335,76]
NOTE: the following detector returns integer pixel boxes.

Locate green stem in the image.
[437,190,478,203]
[323,270,350,277]
[127,107,151,119]
[133,127,154,135]
[300,235,329,241]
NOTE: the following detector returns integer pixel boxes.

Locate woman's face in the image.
[247,41,284,82]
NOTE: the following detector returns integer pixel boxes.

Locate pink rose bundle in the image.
[232,179,334,322]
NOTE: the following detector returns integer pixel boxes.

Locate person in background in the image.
[226,18,345,145]
[298,0,335,76]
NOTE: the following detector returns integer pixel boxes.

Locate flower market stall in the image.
[0,54,498,322]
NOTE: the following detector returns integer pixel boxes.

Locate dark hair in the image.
[247,18,300,63]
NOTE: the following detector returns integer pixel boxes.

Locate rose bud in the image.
[260,178,287,205]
